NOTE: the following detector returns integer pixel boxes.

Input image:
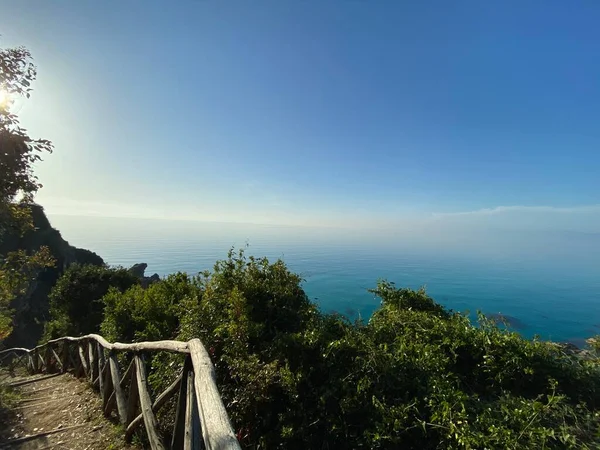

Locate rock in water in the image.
[128,263,148,278]
[128,262,160,288]
[486,313,526,330]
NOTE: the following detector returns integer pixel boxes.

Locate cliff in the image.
[0,204,104,348]
[128,263,160,287]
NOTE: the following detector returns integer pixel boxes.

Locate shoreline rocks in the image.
[128,262,160,288]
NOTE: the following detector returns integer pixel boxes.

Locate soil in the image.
[0,370,140,450]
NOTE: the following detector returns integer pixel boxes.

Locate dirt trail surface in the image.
[0,371,139,450]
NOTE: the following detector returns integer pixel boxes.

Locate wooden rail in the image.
[0,334,241,450]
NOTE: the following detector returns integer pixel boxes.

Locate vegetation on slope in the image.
[46,249,600,449]
[1,37,597,450]
[0,44,55,344]
[2,205,106,348]
[42,264,139,341]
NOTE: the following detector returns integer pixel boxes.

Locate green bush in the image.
[42,264,139,340]
[101,272,200,343]
[97,250,600,449]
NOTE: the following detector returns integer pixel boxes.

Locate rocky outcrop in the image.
[1,204,104,349]
[486,313,526,330]
[551,341,597,361]
[128,263,160,288]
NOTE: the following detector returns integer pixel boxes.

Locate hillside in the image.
[0,205,104,348]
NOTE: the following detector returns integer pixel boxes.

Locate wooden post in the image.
[68,343,81,377]
[78,344,89,378]
[96,356,108,393]
[134,355,165,450]
[51,348,63,372]
[125,359,139,426]
[97,342,106,393]
[88,341,97,384]
[126,370,183,443]
[109,353,127,423]
[72,353,81,377]
[102,357,114,416]
[184,370,203,450]
[61,341,69,374]
[32,349,39,373]
[172,357,192,449]
[44,345,52,372]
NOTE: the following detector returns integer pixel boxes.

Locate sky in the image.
[1,1,600,231]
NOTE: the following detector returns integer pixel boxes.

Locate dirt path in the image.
[0,371,139,450]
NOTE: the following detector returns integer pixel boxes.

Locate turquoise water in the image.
[49,215,600,346]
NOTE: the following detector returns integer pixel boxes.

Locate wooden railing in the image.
[0,334,241,450]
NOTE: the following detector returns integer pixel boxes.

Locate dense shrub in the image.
[42,264,138,340]
[101,272,200,343]
[97,250,600,449]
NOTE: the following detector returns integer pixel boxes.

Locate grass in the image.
[0,382,20,441]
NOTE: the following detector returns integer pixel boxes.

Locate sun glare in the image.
[0,89,8,108]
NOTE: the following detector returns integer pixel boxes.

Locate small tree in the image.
[43,264,139,340]
[0,44,54,342]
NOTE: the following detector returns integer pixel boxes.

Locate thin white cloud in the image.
[432,204,600,218]
[35,195,352,228]
[35,194,600,233]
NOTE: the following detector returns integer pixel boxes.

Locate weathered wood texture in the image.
[135,355,166,450]
[0,335,240,450]
[171,358,192,449]
[127,370,182,441]
[126,359,140,426]
[109,353,128,424]
[189,339,239,450]
[185,370,203,450]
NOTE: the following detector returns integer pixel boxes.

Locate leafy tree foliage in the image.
[101,272,198,343]
[42,264,139,340]
[0,45,53,233]
[0,44,54,342]
[97,249,600,449]
[0,247,53,340]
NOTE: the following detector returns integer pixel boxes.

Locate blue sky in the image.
[2,1,600,230]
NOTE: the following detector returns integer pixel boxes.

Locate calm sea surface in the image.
[49,215,600,346]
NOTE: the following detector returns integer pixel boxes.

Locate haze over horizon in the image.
[1,1,599,234]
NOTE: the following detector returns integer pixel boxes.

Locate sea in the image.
[48,214,600,347]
